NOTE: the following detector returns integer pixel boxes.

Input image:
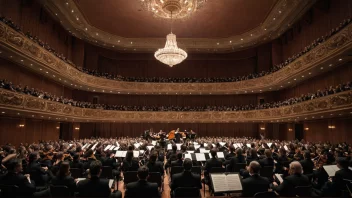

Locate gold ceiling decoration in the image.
[140,0,207,19]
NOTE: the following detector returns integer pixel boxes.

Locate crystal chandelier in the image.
[155,33,187,67]
[140,0,207,20]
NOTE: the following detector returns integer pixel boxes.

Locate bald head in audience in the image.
[289,161,303,175]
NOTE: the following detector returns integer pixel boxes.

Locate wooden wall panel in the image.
[0,58,73,98]
[0,117,60,146]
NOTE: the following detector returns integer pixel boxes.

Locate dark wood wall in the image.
[0,117,60,146]
[0,58,73,98]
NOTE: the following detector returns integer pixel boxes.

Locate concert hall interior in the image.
[0,0,352,197]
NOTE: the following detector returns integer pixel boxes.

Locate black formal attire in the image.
[70,160,84,170]
[272,173,310,197]
[122,159,139,172]
[25,161,51,186]
[225,152,236,161]
[246,155,259,166]
[275,155,290,174]
[170,171,201,192]
[259,157,275,167]
[0,171,36,196]
[299,159,314,175]
[83,157,96,170]
[146,161,164,176]
[241,174,270,197]
[204,158,222,182]
[227,156,246,172]
[125,180,160,198]
[51,175,76,195]
[175,133,181,143]
[77,176,122,198]
[320,167,352,196]
[171,159,183,167]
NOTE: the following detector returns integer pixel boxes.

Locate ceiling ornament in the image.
[154,9,187,67]
[140,0,207,20]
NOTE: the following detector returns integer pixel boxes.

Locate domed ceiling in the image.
[40,0,316,52]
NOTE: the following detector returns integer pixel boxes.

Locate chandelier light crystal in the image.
[140,0,207,20]
[154,33,187,67]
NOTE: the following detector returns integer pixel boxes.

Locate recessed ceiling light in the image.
[279,10,282,13]
[71,10,74,13]
[1,112,4,114]
[110,91,112,93]
[294,79,296,81]
[273,18,276,20]
[217,43,219,45]
[9,56,12,58]
[280,86,283,87]
[229,41,232,43]
[308,72,311,75]
[339,58,342,61]
[250,34,253,36]
[76,17,79,21]
[55,13,58,16]
[241,38,243,41]
[329,64,332,67]
[264,28,267,30]
[46,71,48,73]
[288,82,291,84]
[131,42,133,44]
[17,113,20,115]
[302,75,304,78]
[30,64,33,66]
[20,60,23,62]
[66,2,68,5]
[39,68,42,70]
[320,67,323,69]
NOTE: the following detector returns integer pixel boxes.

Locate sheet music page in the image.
[212,144,216,148]
[167,144,172,150]
[122,151,127,157]
[275,174,283,183]
[184,153,192,160]
[91,143,98,150]
[284,145,288,151]
[219,142,226,146]
[114,146,119,150]
[239,143,243,147]
[217,152,224,158]
[246,144,251,148]
[186,150,195,153]
[134,143,140,149]
[133,151,139,158]
[194,142,199,145]
[147,146,154,151]
[226,174,243,191]
[204,143,208,147]
[139,150,145,154]
[236,143,241,148]
[323,165,339,177]
[152,141,156,146]
[176,144,182,150]
[109,146,115,150]
[104,145,112,151]
[194,145,201,149]
[115,151,122,157]
[195,153,206,161]
[233,144,238,148]
[268,143,272,147]
[82,143,88,149]
[211,174,228,192]
[108,179,113,188]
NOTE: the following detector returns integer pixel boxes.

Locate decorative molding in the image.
[0,20,352,95]
[38,0,316,52]
[0,89,351,123]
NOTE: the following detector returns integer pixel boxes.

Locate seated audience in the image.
[241,161,270,197]
[124,166,160,198]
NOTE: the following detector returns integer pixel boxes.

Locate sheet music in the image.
[116,141,119,147]
[194,142,199,145]
[275,174,283,183]
[194,145,201,149]
[204,143,208,147]
[139,150,145,154]
[246,144,251,148]
[323,165,340,177]
[151,141,156,146]
[184,153,192,160]
[195,153,206,161]
[82,143,89,149]
[108,179,113,188]
[212,144,216,148]
[113,146,119,150]
[236,143,241,148]
[109,146,115,150]
[268,143,272,147]
[199,148,210,153]
[186,150,195,153]
[239,143,243,147]
[176,143,182,150]
[134,143,140,149]
[211,174,242,193]
[219,142,226,146]
[167,144,172,150]
[91,143,98,150]
[104,145,112,151]
[147,146,154,151]
[217,152,224,158]
[284,145,288,151]
[133,151,139,158]
[233,144,238,148]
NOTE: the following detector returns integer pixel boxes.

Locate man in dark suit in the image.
[77,160,122,198]
[170,158,202,194]
[299,151,314,175]
[319,157,352,196]
[204,149,223,181]
[171,152,183,167]
[272,161,311,197]
[0,158,36,196]
[259,149,274,167]
[241,161,270,197]
[125,166,160,198]
[146,151,164,177]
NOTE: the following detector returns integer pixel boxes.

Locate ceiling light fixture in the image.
[154,10,187,67]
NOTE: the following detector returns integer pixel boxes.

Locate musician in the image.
[77,160,122,198]
[25,152,51,186]
[51,152,65,175]
[171,153,183,167]
[246,148,259,166]
[122,150,139,172]
[51,162,77,196]
[165,145,178,171]
[146,151,164,177]
[70,153,84,172]
[259,149,274,167]
[275,148,290,174]
[299,151,314,175]
[83,149,97,170]
[125,166,160,198]
[175,129,182,143]
[241,161,270,197]
[319,157,352,197]
[204,149,223,182]
[228,148,246,172]
[170,158,202,194]
[272,161,310,197]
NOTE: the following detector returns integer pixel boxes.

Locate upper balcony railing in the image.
[0,21,352,95]
[0,89,351,123]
